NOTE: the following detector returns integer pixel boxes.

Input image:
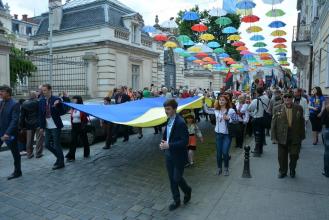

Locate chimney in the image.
[49,0,63,31]
[22,14,28,22]
[14,14,18,19]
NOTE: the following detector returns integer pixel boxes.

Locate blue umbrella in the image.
[142,25,156,33]
[278,57,287,61]
[269,21,286,28]
[256,48,269,53]
[187,56,197,62]
[174,48,185,53]
[236,1,256,9]
[222,26,238,34]
[207,41,220,48]
[184,40,195,46]
[276,52,287,56]
[243,54,254,59]
[183,11,199,21]
[250,35,265,41]
[219,53,230,58]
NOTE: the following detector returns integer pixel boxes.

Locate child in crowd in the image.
[185,114,203,167]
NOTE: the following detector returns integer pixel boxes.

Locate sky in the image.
[5,0,298,67]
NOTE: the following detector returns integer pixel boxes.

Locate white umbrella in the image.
[161,20,178,29]
[262,0,284,5]
[209,7,227,17]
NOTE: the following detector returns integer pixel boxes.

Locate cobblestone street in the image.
[0,121,328,220]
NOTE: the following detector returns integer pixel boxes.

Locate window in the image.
[132,64,140,90]
[26,26,32,35]
[12,23,19,33]
[132,24,138,43]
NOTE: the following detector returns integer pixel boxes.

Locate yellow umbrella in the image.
[237,9,253,16]
[200,33,215,41]
[227,35,241,41]
[271,30,287,36]
[246,26,263,33]
[163,41,177,48]
[188,46,202,53]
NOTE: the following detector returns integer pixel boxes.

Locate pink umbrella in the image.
[240,50,252,55]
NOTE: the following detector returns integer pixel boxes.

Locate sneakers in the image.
[223,168,229,176]
[217,168,222,176]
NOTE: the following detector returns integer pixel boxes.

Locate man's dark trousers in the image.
[0,139,21,173]
[45,128,64,165]
[165,155,190,203]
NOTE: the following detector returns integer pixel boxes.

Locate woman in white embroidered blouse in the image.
[204,95,236,176]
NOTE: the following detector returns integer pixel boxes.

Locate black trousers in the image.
[253,118,265,154]
[1,139,21,174]
[105,123,114,147]
[67,123,90,159]
[154,126,162,134]
[114,124,129,140]
[194,108,201,122]
[165,156,191,202]
[236,123,245,148]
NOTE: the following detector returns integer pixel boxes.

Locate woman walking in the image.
[309,87,325,145]
[204,95,236,176]
[65,96,90,162]
[235,95,250,148]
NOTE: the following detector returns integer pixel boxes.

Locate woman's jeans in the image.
[216,133,232,169]
[322,128,329,175]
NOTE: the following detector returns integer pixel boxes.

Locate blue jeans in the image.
[45,128,64,165]
[216,133,232,169]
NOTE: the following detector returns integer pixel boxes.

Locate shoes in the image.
[290,170,296,178]
[322,172,329,178]
[184,163,191,168]
[66,158,75,163]
[103,146,111,149]
[278,173,287,179]
[27,154,34,159]
[153,132,158,135]
[138,134,143,139]
[52,164,65,170]
[84,155,90,159]
[20,151,27,156]
[36,154,43,158]
[224,168,230,176]
[7,172,22,180]
[169,201,180,211]
[183,188,192,204]
[217,168,222,176]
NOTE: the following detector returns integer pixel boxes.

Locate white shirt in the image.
[236,103,250,124]
[46,117,57,129]
[204,104,236,134]
[248,95,270,118]
[72,110,81,123]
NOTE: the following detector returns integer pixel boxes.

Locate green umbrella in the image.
[213,48,225,54]
[215,17,232,26]
[275,48,288,53]
[253,42,267,48]
[266,9,285,17]
[179,52,191,57]
[177,35,191,43]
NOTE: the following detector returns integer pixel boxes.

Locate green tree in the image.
[9,47,37,85]
[176,6,242,61]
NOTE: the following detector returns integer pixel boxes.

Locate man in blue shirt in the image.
[160,99,192,211]
[0,85,22,180]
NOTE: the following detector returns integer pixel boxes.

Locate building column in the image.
[0,28,11,86]
[83,52,99,98]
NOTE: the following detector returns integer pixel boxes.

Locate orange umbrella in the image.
[153,34,168,42]
[193,59,203,64]
[223,57,234,62]
[209,61,218,64]
[274,44,287,48]
[236,46,248,51]
[272,37,287,43]
[202,57,214,62]
[227,60,236,64]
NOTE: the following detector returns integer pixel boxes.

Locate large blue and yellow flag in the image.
[65,96,204,128]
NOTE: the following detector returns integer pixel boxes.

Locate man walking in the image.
[39,84,66,170]
[114,86,131,142]
[0,85,22,180]
[20,91,39,159]
[271,92,305,178]
[160,99,192,211]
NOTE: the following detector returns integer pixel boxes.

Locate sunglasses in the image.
[283,95,293,98]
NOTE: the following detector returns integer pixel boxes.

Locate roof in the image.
[35,0,136,36]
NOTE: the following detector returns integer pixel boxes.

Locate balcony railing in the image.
[114,29,129,41]
[141,37,152,48]
[293,25,311,41]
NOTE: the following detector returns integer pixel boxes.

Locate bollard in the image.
[242,146,252,178]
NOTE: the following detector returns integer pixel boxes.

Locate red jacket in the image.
[70,110,88,124]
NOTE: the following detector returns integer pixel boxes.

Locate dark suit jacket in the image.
[163,114,189,166]
[0,98,20,137]
[38,96,66,129]
[114,93,131,104]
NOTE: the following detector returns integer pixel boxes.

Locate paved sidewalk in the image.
[0,121,328,220]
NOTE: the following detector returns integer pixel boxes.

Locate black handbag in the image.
[227,121,241,137]
[209,114,216,125]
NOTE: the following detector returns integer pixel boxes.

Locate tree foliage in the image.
[9,47,37,85]
[176,6,242,61]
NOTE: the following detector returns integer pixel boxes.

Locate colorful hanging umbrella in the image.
[142,25,156,33]
[213,48,225,54]
[161,20,178,29]
[207,41,220,48]
[200,33,215,41]
[203,57,214,62]
[179,52,191,58]
[269,21,286,28]
[192,23,208,32]
[219,53,230,58]
[243,54,254,59]
[274,43,287,48]
[174,48,185,53]
[177,35,191,43]
[272,37,287,43]
[232,41,245,47]
[266,9,285,17]
[187,46,202,53]
[256,48,269,53]
[275,48,288,53]
[227,35,241,41]
[163,41,177,48]
[153,34,168,42]
[182,11,199,21]
[262,0,284,5]
[276,52,287,56]
[209,8,228,17]
[253,42,267,47]
[240,50,252,55]
[236,1,256,9]
[250,35,265,41]
[241,15,260,23]
[247,26,263,33]
[271,30,287,36]
[193,59,203,64]
[227,60,237,65]
[224,57,234,62]
[187,56,197,62]
[237,9,253,16]
[215,17,232,26]
[278,57,287,61]
[260,56,272,60]
[183,40,195,46]
[223,26,238,34]
[236,46,248,51]
[195,52,209,58]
